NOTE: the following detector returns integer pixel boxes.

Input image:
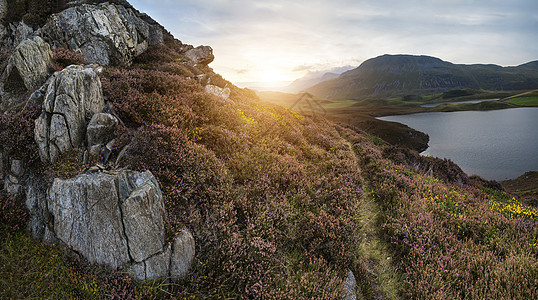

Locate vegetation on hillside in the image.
[0,39,537,299]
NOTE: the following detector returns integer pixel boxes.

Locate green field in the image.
[505,96,538,106]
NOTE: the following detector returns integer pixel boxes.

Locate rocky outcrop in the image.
[185,45,214,65]
[205,84,231,100]
[1,36,54,96]
[27,170,195,280]
[40,3,149,66]
[34,65,105,162]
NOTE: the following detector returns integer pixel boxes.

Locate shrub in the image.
[0,101,41,166]
[52,47,86,70]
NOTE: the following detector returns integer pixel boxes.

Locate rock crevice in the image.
[28,170,195,280]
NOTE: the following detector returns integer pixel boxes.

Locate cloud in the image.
[129,0,538,84]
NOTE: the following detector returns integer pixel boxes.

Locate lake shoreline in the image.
[379,107,538,182]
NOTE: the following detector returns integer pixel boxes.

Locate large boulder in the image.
[1,36,54,95]
[34,65,105,162]
[40,3,149,66]
[27,170,195,280]
[185,45,214,65]
[48,172,131,268]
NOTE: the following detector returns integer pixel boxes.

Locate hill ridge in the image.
[307,54,538,99]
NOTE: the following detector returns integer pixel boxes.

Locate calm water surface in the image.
[420,99,499,108]
[379,108,538,180]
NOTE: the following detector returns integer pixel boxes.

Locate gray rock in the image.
[119,172,165,262]
[28,167,194,280]
[0,0,6,20]
[34,65,104,162]
[88,144,104,156]
[148,24,164,46]
[144,245,171,279]
[205,84,231,100]
[0,151,4,180]
[128,244,171,281]
[2,36,54,94]
[13,22,35,47]
[86,113,118,147]
[170,229,195,278]
[343,270,357,300]
[40,3,150,66]
[26,176,56,244]
[4,175,22,197]
[0,24,7,42]
[185,46,214,65]
[48,172,131,269]
[10,159,23,177]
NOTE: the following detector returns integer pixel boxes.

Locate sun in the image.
[258,69,288,84]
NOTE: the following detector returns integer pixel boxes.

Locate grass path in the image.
[349,143,402,299]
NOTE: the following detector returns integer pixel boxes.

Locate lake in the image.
[420,99,499,107]
[378,108,538,180]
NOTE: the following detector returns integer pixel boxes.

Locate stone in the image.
[2,36,54,94]
[26,176,55,243]
[40,3,150,66]
[128,244,171,281]
[48,172,131,269]
[0,151,4,180]
[184,46,214,65]
[148,24,164,46]
[343,270,357,300]
[13,22,34,47]
[34,65,105,162]
[119,171,165,262]
[144,245,171,279]
[0,0,6,20]
[205,84,231,100]
[10,159,24,177]
[89,144,104,156]
[86,113,119,147]
[4,174,22,197]
[34,169,185,280]
[170,228,195,278]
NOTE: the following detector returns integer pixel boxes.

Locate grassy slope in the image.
[501,171,538,207]
[1,42,537,299]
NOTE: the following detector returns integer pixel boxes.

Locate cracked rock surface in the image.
[34,65,104,162]
[28,170,195,280]
[1,36,54,97]
[40,3,149,66]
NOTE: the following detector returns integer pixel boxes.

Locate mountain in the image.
[307,54,538,99]
[282,66,354,93]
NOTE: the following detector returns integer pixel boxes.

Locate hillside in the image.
[0,1,537,299]
[307,54,538,100]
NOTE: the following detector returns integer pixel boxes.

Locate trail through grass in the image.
[349,143,401,299]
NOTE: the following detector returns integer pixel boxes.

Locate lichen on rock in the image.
[40,3,150,66]
[34,65,104,162]
[28,169,195,280]
[1,36,54,97]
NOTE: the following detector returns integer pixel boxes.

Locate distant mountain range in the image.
[281,66,354,93]
[306,55,538,100]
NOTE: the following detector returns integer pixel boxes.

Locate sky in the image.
[130,0,538,88]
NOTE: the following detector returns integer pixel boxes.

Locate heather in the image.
[1,42,537,299]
